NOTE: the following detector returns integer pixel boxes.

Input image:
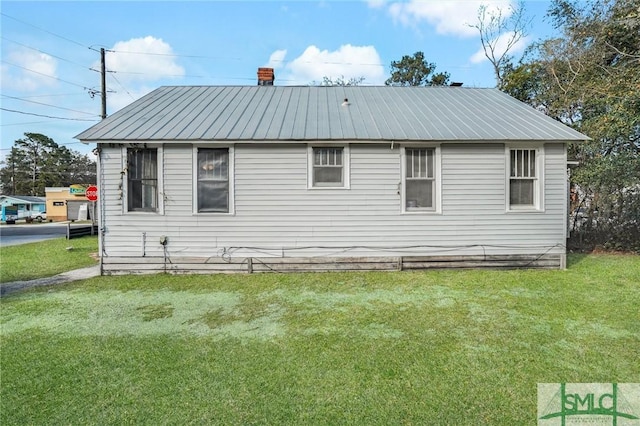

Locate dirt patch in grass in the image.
[137,304,175,321]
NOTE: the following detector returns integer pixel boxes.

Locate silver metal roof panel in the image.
[75,86,589,142]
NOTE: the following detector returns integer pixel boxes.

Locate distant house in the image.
[76,85,589,274]
[0,195,46,222]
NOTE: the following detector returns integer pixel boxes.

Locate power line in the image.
[96,66,299,83]
[105,49,219,59]
[105,48,387,68]
[1,36,90,70]
[0,107,100,121]
[1,60,96,91]
[94,68,207,79]
[1,12,89,49]
[2,14,386,84]
[0,121,51,127]
[1,11,474,82]
[107,73,136,102]
[2,95,98,116]
[0,140,93,152]
[5,56,296,88]
[8,93,88,99]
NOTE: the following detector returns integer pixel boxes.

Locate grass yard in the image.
[1,254,639,425]
[0,236,98,283]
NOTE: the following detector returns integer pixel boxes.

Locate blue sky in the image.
[1,1,557,158]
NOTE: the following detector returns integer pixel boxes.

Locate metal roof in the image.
[0,195,46,203]
[76,86,589,142]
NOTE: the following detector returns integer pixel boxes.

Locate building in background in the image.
[45,185,94,222]
[0,195,46,222]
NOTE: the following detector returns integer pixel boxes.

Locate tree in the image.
[385,51,450,86]
[0,147,29,196]
[501,0,640,251]
[16,133,59,196]
[0,133,97,196]
[319,75,366,86]
[471,1,532,89]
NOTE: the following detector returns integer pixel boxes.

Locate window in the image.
[127,148,158,212]
[404,147,437,211]
[508,147,542,210]
[197,148,230,213]
[309,146,349,188]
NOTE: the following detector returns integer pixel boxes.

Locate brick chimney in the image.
[257,67,275,86]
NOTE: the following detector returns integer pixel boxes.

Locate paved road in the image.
[0,222,69,247]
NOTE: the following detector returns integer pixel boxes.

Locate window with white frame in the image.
[404,147,437,211]
[197,148,230,213]
[309,146,348,188]
[508,147,541,210]
[127,148,158,212]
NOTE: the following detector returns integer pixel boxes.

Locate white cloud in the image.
[469,31,529,63]
[382,0,513,38]
[102,36,185,82]
[264,49,287,69]
[1,48,58,91]
[281,44,385,85]
[367,0,387,8]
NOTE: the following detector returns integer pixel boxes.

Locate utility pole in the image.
[11,152,16,195]
[101,48,107,119]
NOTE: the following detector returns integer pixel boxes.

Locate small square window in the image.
[309,146,349,188]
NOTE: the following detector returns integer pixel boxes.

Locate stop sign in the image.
[86,185,98,201]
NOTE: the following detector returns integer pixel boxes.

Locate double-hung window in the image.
[404,147,437,212]
[309,146,349,188]
[197,148,230,213]
[127,148,158,212]
[508,147,543,210]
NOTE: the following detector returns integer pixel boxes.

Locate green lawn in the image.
[0,236,98,283]
[1,254,639,425]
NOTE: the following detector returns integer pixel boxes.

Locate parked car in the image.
[31,211,47,222]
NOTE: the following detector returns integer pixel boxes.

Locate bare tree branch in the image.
[470,1,532,88]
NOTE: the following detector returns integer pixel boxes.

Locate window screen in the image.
[197,148,229,213]
[127,148,158,212]
[405,148,435,210]
[313,147,344,187]
[509,149,536,206]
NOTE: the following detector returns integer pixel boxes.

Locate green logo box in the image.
[538,383,640,425]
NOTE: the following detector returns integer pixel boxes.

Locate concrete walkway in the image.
[0,265,101,296]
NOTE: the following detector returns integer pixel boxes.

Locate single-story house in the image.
[45,186,95,222]
[76,85,589,274]
[0,195,46,222]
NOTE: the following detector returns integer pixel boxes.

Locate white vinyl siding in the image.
[507,146,544,211]
[100,143,566,260]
